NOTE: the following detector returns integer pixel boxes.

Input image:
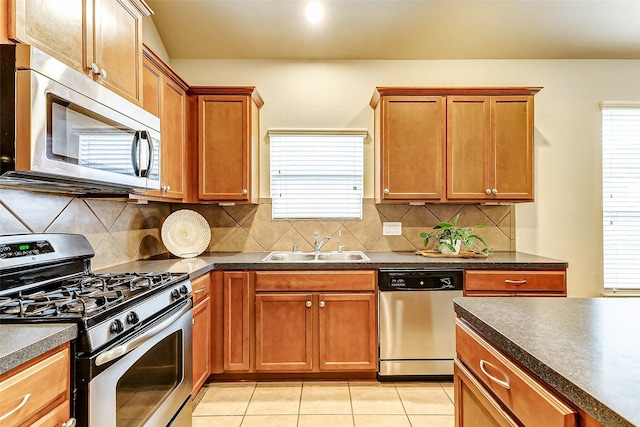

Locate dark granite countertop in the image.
[98,251,567,278]
[454,297,640,427]
[0,323,77,375]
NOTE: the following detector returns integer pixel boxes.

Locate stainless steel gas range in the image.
[0,233,193,427]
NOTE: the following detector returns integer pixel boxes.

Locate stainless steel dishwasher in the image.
[378,269,463,380]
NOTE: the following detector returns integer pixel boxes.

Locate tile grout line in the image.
[348,381,356,427]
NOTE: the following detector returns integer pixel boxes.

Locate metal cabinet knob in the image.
[242,189,248,195]
[485,189,492,195]
[62,419,77,427]
[383,188,390,195]
[305,301,312,308]
[492,189,498,195]
[91,63,100,74]
[99,68,107,79]
[319,301,325,308]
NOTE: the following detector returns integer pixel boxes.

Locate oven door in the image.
[82,299,193,427]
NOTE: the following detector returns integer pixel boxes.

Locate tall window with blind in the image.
[602,103,640,292]
[269,131,365,219]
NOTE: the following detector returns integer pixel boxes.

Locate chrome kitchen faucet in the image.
[313,232,331,252]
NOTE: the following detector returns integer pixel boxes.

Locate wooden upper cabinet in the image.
[192,87,263,203]
[142,46,189,200]
[8,0,150,104]
[447,95,534,201]
[447,97,491,200]
[371,87,540,203]
[372,95,445,202]
[8,0,85,70]
[491,97,534,200]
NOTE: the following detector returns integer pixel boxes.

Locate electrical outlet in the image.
[383,222,402,236]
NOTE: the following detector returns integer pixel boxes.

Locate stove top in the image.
[0,272,184,319]
[0,233,192,353]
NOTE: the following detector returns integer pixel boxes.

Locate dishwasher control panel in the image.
[378,269,463,291]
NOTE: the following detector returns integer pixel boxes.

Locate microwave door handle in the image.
[95,299,192,367]
[139,130,153,178]
[131,130,141,177]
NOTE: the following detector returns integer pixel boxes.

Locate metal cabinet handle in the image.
[62,418,77,427]
[194,287,207,294]
[504,279,527,285]
[242,189,248,195]
[492,188,498,195]
[305,301,312,308]
[319,301,325,308]
[0,393,31,421]
[383,188,390,195]
[479,359,510,389]
[485,189,492,195]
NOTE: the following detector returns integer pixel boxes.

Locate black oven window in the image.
[115,331,183,426]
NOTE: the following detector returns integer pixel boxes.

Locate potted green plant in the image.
[420,214,490,255]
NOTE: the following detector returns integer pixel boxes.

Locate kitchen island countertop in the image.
[0,323,77,375]
[98,250,567,278]
[454,297,640,426]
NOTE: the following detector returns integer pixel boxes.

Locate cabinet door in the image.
[223,272,251,371]
[9,0,85,73]
[318,293,377,371]
[255,293,313,372]
[379,96,445,201]
[160,78,188,199]
[90,0,142,103]
[192,297,210,396]
[142,49,188,200]
[454,361,519,427]
[446,96,491,200]
[491,96,534,200]
[199,95,251,201]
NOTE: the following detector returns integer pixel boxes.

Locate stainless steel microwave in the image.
[0,44,160,194]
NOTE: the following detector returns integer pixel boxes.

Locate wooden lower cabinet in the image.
[191,273,211,396]
[253,270,378,374]
[0,343,72,426]
[455,319,601,427]
[223,271,251,371]
[464,269,567,296]
[318,293,377,371]
[255,293,313,371]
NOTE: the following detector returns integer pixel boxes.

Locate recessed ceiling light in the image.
[305,2,324,25]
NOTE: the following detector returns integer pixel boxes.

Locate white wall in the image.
[165,57,640,298]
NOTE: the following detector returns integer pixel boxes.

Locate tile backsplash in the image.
[0,189,514,269]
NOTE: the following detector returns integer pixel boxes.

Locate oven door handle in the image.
[95,300,192,367]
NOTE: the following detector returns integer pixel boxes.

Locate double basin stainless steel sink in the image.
[261,251,371,262]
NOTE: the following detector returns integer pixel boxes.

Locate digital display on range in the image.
[0,240,55,259]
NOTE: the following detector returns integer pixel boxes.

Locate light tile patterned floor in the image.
[192,381,454,427]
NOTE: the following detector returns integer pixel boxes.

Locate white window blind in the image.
[269,130,365,219]
[602,102,640,291]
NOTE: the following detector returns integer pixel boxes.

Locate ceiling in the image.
[146,0,640,60]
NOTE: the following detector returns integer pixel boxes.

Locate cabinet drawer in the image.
[456,321,576,427]
[0,344,70,426]
[464,270,566,295]
[191,273,211,304]
[256,270,376,292]
[29,400,70,427]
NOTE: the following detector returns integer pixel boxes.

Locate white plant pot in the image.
[440,239,461,255]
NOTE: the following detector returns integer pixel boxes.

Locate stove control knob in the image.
[109,319,124,334]
[126,311,140,325]
[179,285,189,295]
[171,289,181,300]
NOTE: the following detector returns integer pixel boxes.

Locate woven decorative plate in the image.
[161,210,211,258]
